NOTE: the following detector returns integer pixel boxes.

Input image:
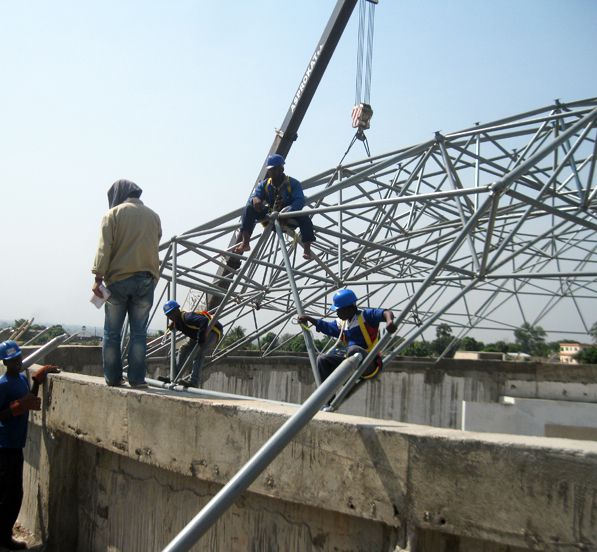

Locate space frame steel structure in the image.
[147,98,597,378]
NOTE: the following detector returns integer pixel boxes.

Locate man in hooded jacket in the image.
[92,180,162,387]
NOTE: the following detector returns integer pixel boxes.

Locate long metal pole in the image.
[170,239,178,382]
[22,333,68,369]
[162,353,362,552]
[273,219,322,385]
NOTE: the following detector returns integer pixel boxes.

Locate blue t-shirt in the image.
[0,372,30,449]
[314,308,386,349]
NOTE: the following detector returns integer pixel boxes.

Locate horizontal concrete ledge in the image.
[35,372,597,549]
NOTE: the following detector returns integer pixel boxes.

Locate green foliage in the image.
[576,347,597,364]
[483,340,520,353]
[590,322,597,344]
[14,320,69,345]
[459,336,485,351]
[220,326,250,351]
[401,340,433,357]
[259,331,278,352]
[284,334,307,352]
[514,322,547,356]
[433,323,457,357]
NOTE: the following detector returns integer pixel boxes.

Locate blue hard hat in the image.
[331,289,358,311]
[163,300,181,315]
[0,340,22,360]
[266,154,285,169]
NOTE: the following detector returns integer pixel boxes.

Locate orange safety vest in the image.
[184,310,223,342]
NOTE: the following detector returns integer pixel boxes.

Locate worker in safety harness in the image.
[232,154,316,259]
[163,301,223,388]
[0,341,59,550]
[297,289,396,384]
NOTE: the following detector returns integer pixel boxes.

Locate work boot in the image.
[179,376,197,388]
[0,538,28,550]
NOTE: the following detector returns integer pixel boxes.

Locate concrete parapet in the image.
[20,372,597,551]
[20,347,597,429]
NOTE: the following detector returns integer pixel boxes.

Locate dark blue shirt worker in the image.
[0,341,59,550]
[233,154,315,259]
[163,301,223,388]
[298,289,396,385]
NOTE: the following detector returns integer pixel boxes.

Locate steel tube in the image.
[170,239,178,382]
[273,219,322,385]
[162,353,361,552]
[22,333,68,369]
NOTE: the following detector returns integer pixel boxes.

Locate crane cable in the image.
[355,0,375,107]
[338,0,376,165]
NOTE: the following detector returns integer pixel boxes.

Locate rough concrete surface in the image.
[17,372,597,551]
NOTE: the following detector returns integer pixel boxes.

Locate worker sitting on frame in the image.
[232,154,315,259]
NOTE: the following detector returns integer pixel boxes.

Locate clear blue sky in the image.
[1,0,596,330]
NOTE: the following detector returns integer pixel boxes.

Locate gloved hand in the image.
[297,315,316,327]
[10,393,41,416]
[386,320,397,334]
[32,365,60,384]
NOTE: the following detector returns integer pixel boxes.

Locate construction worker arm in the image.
[287,177,305,211]
[92,211,115,295]
[250,181,267,212]
[0,393,41,420]
[383,310,397,333]
[362,308,396,335]
[297,315,318,327]
[31,365,60,385]
[313,319,341,338]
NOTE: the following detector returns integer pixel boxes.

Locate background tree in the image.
[259,331,278,352]
[576,347,597,364]
[15,320,69,345]
[483,340,521,353]
[401,340,433,357]
[433,323,457,357]
[514,322,546,356]
[459,336,485,351]
[220,326,250,351]
[589,322,597,344]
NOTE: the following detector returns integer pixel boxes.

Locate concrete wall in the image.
[463,396,597,440]
[19,372,597,552]
[26,347,597,429]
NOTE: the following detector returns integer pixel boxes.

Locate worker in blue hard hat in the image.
[298,289,396,385]
[233,153,316,259]
[0,341,59,550]
[163,300,224,387]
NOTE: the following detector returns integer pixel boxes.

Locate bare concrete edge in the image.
[30,372,597,549]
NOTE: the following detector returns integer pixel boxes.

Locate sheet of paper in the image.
[90,284,111,309]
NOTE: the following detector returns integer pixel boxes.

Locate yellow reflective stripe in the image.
[356,313,378,352]
[264,177,291,197]
[185,310,222,342]
[361,363,380,380]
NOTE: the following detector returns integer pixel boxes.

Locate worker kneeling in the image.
[163,301,223,388]
[297,289,396,385]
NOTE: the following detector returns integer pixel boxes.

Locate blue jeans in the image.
[240,203,315,243]
[177,332,218,386]
[317,345,374,383]
[103,273,155,386]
